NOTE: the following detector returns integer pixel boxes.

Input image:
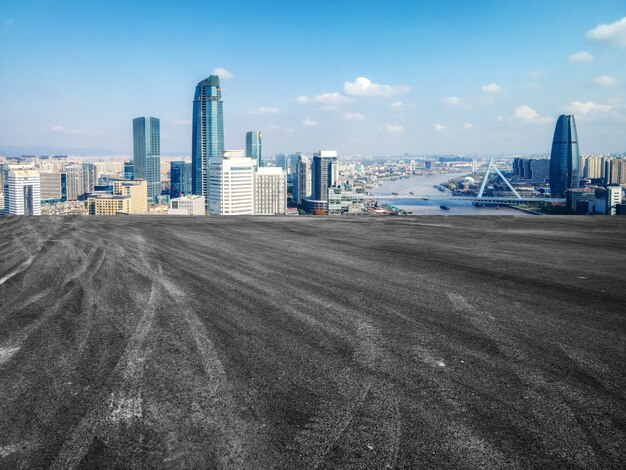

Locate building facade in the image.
[170,161,192,197]
[246,131,262,168]
[62,163,84,201]
[133,116,161,202]
[39,172,62,202]
[87,179,147,215]
[168,195,205,215]
[82,163,97,194]
[312,151,338,201]
[124,160,134,180]
[550,114,580,197]
[208,155,256,215]
[192,75,224,199]
[327,184,366,215]
[294,155,312,204]
[3,165,41,215]
[255,167,286,215]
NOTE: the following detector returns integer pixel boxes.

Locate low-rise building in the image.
[327,184,366,215]
[169,195,205,215]
[87,179,147,215]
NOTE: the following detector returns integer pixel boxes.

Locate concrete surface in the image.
[0,215,625,469]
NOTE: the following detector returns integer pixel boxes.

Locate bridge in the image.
[364,195,564,203]
[364,158,565,205]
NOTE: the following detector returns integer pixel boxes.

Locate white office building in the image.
[4,165,41,215]
[255,167,286,215]
[169,195,206,215]
[208,153,256,215]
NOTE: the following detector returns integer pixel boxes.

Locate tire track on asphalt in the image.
[445,291,598,467]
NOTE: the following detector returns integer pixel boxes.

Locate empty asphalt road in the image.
[0,215,625,469]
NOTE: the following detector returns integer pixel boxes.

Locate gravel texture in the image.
[0,215,625,469]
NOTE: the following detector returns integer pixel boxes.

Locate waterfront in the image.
[372,173,531,216]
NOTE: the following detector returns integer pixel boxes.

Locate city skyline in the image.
[0,1,625,157]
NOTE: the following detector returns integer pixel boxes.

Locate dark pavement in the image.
[0,215,625,469]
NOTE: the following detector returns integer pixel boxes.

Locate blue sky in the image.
[0,0,625,156]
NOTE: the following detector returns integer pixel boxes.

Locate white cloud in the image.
[344,77,410,97]
[569,50,593,62]
[389,101,414,111]
[51,125,64,132]
[567,101,615,115]
[249,106,279,115]
[4,18,14,26]
[385,124,404,134]
[302,118,318,127]
[50,124,82,134]
[343,112,365,121]
[435,124,446,131]
[173,119,191,125]
[296,92,350,105]
[512,105,551,124]
[586,17,626,46]
[212,67,234,79]
[481,83,502,94]
[444,96,461,105]
[463,122,474,129]
[593,75,617,86]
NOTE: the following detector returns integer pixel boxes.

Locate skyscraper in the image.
[124,160,134,180]
[62,163,84,201]
[312,151,338,200]
[192,75,224,199]
[133,116,161,202]
[82,162,97,194]
[550,114,580,198]
[246,131,262,167]
[294,155,312,204]
[170,161,193,197]
[208,153,256,215]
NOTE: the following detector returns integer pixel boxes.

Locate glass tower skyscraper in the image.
[312,151,338,200]
[245,131,262,167]
[133,116,161,202]
[170,161,192,197]
[550,114,580,198]
[192,75,224,199]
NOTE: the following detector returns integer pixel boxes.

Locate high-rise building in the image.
[124,160,134,180]
[294,155,312,204]
[246,131,262,167]
[62,163,84,201]
[39,172,62,202]
[550,114,580,197]
[255,167,286,215]
[595,186,622,215]
[192,76,224,199]
[3,165,41,215]
[133,116,161,202]
[82,163,97,194]
[208,153,256,215]
[312,151,338,200]
[170,161,193,197]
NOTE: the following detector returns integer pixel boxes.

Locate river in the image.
[370,172,532,216]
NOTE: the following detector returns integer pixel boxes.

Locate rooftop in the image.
[0,216,624,468]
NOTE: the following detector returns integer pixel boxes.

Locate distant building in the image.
[87,179,147,215]
[39,172,62,202]
[62,163,84,201]
[312,151,338,201]
[301,198,328,215]
[133,116,161,202]
[327,184,366,215]
[246,131,262,167]
[168,195,205,215]
[82,163,97,194]
[124,160,134,180]
[595,186,622,215]
[550,115,580,197]
[192,75,224,200]
[513,158,550,184]
[255,167,286,215]
[208,154,256,215]
[3,164,41,215]
[170,161,192,197]
[294,155,312,204]
[565,188,596,214]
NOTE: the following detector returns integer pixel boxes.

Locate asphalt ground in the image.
[0,215,625,469]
